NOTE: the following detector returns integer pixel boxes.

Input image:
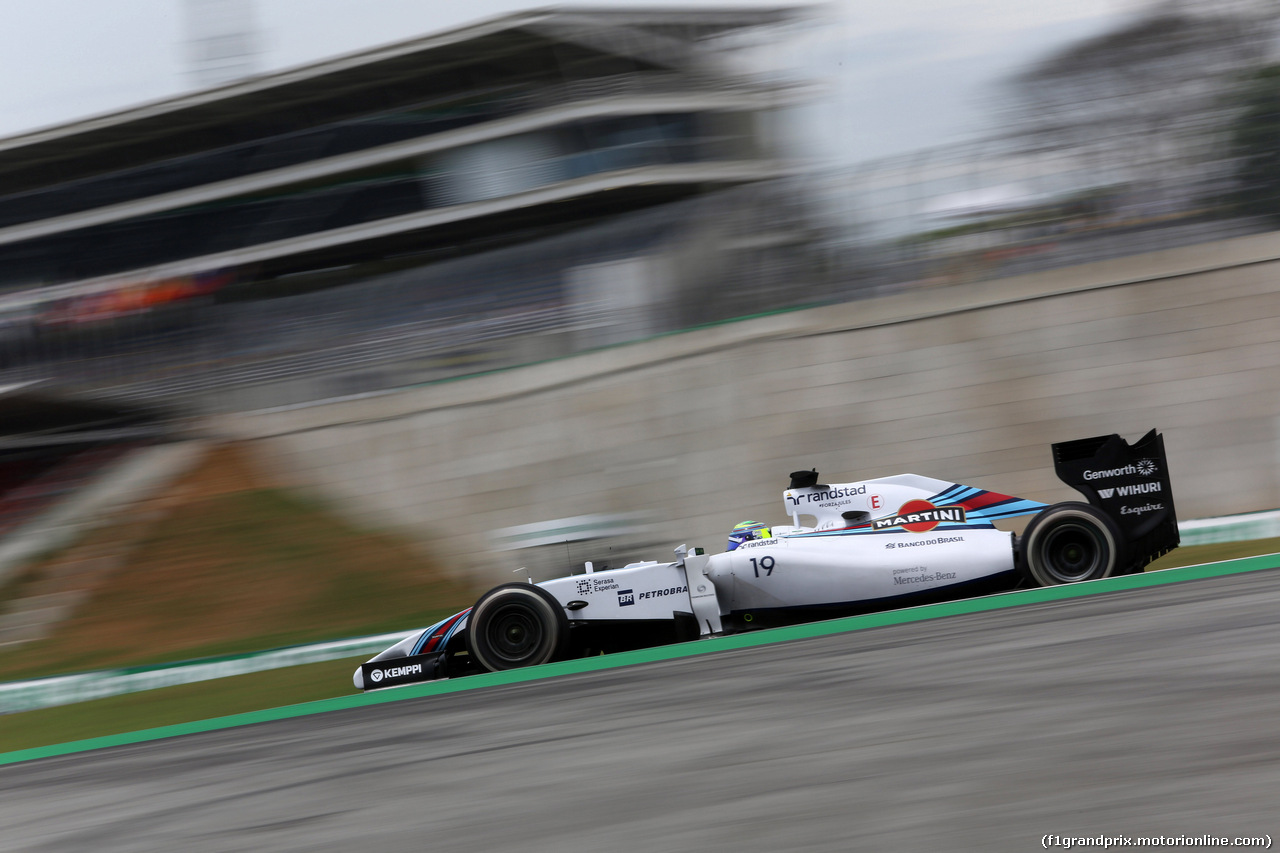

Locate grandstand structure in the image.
[0,6,819,412]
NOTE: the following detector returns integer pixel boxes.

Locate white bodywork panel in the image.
[529,473,1024,624]
[784,474,964,529]
[531,522,1015,629]
[539,561,690,622]
[704,528,1015,612]
[536,551,723,634]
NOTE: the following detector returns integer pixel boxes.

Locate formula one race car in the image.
[355,431,1178,690]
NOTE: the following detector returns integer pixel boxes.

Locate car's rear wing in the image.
[1051,429,1179,573]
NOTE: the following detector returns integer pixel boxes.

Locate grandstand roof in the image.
[0,6,808,194]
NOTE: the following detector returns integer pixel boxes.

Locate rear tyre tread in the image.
[1021,502,1124,587]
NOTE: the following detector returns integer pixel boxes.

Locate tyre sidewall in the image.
[467,583,569,672]
[1021,502,1124,587]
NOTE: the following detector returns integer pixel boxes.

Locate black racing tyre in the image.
[1020,502,1124,586]
[466,583,569,672]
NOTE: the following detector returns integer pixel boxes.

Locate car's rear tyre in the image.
[466,583,569,672]
[1021,502,1123,586]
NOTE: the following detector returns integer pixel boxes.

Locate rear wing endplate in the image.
[1052,429,1179,571]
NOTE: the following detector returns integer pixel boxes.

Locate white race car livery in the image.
[356,430,1179,690]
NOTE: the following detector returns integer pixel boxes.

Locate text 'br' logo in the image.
[617,589,635,607]
[370,669,384,683]
[872,500,967,533]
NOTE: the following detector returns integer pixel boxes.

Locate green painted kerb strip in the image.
[2,553,1277,767]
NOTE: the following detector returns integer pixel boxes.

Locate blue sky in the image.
[0,0,1138,165]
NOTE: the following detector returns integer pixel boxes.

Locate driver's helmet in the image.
[727,520,772,552]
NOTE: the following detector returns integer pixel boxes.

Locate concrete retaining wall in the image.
[214,229,1280,583]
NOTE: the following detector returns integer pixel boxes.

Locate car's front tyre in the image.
[1020,502,1124,586]
[466,583,569,672]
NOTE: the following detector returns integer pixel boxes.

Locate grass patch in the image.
[0,655,369,754]
[0,444,477,682]
[1144,537,1280,571]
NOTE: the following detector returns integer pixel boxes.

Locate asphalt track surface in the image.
[3,568,1280,852]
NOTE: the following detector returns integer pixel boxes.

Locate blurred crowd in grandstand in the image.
[3,2,1280,413]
